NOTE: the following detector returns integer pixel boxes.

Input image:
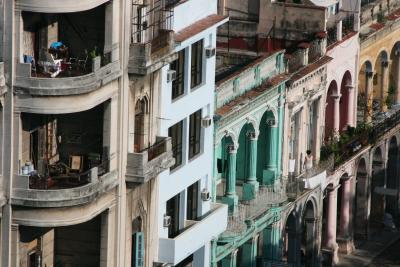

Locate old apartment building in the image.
[1,0,400,266]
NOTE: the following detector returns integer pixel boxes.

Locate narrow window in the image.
[191,40,204,88]
[168,120,183,169]
[171,49,185,99]
[189,109,202,159]
[166,193,180,238]
[186,181,199,220]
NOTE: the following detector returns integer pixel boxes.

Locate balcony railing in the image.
[126,136,175,183]
[321,108,400,169]
[223,179,287,237]
[129,0,176,74]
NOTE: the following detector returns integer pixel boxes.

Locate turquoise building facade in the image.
[211,50,289,267]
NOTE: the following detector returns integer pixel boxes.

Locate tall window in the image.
[189,110,202,159]
[169,120,183,170]
[186,181,199,220]
[171,49,185,99]
[191,40,203,88]
[166,193,180,238]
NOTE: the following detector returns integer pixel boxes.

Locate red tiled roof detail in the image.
[175,14,228,42]
[216,74,289,116]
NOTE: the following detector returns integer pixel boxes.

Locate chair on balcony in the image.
[23,55,37,77]
[40,53,63,78]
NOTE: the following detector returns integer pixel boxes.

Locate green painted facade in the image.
[211,51,289,267]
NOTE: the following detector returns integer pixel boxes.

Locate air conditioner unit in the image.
[163,215,171,227]
[205,47,216,58]
[167,70,176,83]
[201,189,211,201]
[201,116,212,128]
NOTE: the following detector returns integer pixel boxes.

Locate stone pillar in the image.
[337,177,354,254]
[240,235,258,267]
[346,85,355,127]
[286,231,301,265]
[381,60,389,112]
[332,94,341,134]
[263,123,278,185]
[324,185,339,263]
[222,145,239,213]
[365,71,374,123]
[221,250,238,267]
[395,51,400,105]
[243,131,259,201]
[100,205,116,267]
[263,221,281,262]
[10,224,19,267]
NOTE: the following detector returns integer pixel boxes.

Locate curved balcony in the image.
[14,59,121,96]
[12,169,118,208]
[16,0,110,13]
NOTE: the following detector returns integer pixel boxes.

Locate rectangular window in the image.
[166,193,180,238]
[168,120,183,170]
[190,40,203,88]
[171,49,185,100]
[186,181,199,220]
[188,109,202,159]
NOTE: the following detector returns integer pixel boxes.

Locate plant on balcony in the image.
[377,11,386,23]
[386,84,396,109]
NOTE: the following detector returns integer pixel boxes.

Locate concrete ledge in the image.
[14,61,121,96]
[11,170,118,208]
[16,0,110,13]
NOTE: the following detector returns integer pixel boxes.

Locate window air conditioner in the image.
[163,215,171,227]
[205,47,216,58]
[167,70,176,83]
[201,189,211,201]
[201,116,212,128]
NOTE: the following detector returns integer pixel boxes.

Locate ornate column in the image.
[336,21,343,41]
[221,249,238,267]
[324,185,339,263]
[222,144,239,213]
[263,121,278,185]
[346,85,355,127]
[332,94,341,134]
[381,60,389,112]
[365,71,374,123]
[243,131,259,201]
[337,177,354,254]
[240,235,258,267]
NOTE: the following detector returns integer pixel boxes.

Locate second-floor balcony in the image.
[126,136,175,184]
[128,0,177,75]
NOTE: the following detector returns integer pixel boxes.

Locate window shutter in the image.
[133,232,144,267]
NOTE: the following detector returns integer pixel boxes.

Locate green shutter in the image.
[133,232,144,267]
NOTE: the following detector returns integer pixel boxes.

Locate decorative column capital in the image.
[381,60,389,68]
[366,71,374,78]
[345,84,355,90]
[247,130,259,140]
[228,144,238,154]
[332,94,341,101]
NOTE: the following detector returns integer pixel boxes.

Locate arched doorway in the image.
[357,61,374,123]
[134,97,149,152]
[301,200,317,267]
[282,211,298,265]
[340,71,353,130]
[257,110,276,185]
[389,42,400,106]
[325,81,339,141]
[386,136,398,215]
[373,51,389,113]
[354,158,368,239]
[371,147,385,228]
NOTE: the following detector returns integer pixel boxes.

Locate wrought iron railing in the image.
[139,138,168,161]
[131,0,174,44]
